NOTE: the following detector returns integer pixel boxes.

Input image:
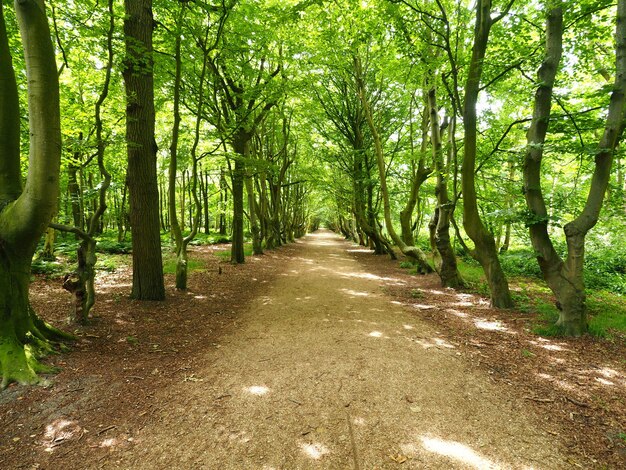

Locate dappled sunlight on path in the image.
[114,229,567,469]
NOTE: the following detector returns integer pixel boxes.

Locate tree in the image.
[123,0,165,300]
[0,0,71,388]
[428,87,463,287]
[355,53,433,272]
[461,0,514,308]
[204,1,282,263]
[523,0,626,335]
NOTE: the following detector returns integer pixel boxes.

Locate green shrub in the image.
[97,239,132,254]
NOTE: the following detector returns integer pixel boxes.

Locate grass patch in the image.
[399,261,414,269]
[162,256,206,275]
[457,259,626,338]
[587,291,626,338]
[216,243,253,260]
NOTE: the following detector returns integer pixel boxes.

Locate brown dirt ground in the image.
[0,230,624,469]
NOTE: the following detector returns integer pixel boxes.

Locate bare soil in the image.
[1,230,625,469]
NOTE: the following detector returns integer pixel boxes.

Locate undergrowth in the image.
[455,258,626,339]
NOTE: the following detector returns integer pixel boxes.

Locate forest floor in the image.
[1,230,625,469]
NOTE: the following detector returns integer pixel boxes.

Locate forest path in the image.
[115,230,565,469]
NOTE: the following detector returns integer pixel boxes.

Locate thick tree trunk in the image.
[123,0,165,300]
[462,0,513,307]
[0,0,71,388]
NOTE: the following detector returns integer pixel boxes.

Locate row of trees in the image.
[314,0,626,336]
[0,0,315,388]
[1,0,624,387]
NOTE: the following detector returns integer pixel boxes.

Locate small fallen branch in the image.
[524,396,555,403]
[97,425,117,435]
[566,396,589,407]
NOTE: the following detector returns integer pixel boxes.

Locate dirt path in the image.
[110,230,566,469]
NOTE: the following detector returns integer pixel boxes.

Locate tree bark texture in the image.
[123,0,165,300]
[0,0,71,388]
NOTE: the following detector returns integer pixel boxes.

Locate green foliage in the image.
[97,239,132,254]
[498,249,543,278]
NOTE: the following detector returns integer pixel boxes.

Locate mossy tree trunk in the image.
[0,0,72,388]
[400,99,431,247]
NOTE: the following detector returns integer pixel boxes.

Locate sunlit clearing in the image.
[474,319,508,332]
[300,442,330,460]
[403,324,414,330]
[599,367,619,379]
[369,331,383,338]
[245,385,270,396]
[340,271,403,283]
[413,303,434,310]
[341,288,369,297]
[421,436,501,469]
[452,301,474,307]
[529,340,566,352]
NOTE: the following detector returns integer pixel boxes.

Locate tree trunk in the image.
[123,0,165,300]
[428,88,463,288]
[219,168,227,235]
[462,0,513,307]
[231,134,249,263]
[246,175,263,255]
[168,2,186,289]
[202,171,210,234]
[400,103,431,246]
[0,0,72,388]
